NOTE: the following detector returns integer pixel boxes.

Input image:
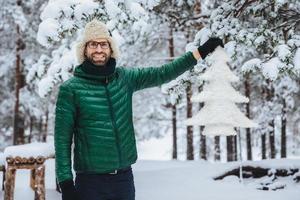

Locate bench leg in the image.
[34,165,45,200]
[4,167,16,200]
[30,169,35,190]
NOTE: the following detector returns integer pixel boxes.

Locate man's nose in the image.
[95,45,104,52]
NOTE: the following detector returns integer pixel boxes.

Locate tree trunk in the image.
[38,116,43,142]
[262,134,267,159]
[200,130,206,160]
[194,0,205,160]
[269,120,276,158]
[233,135,237,161]
[193,0,203,29]
[281,99,287,158]
[186,82,194,160]
[172,105,177,159]
[281,17,288,159]
[183,24,194,161]
[42,109,49,142]
[266,80,276,159]
[13,24,25,145]
[214,136,221,161]
[28,116,34,143]
[168,27,178,160]
[261,85,267,160]
[226,136,234,162]
[198,86,206,160]
[244,74,252,160]
[226,135,238,161]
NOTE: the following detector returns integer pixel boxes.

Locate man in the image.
[55,19,223,200]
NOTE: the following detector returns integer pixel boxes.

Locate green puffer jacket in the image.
[55,52,197,183]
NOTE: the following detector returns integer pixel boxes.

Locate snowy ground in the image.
[0,158,299,200]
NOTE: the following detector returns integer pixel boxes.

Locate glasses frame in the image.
[86,41,110,50]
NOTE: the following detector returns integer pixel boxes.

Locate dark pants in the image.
[75,167,135,200]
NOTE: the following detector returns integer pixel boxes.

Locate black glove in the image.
[59,179,79,200]
[197,37,224,59]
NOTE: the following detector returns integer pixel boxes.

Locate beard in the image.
[86,52,111,66]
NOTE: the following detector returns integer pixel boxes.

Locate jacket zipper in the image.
[104,77,122,167]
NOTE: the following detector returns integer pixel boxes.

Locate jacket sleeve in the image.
[54,84,76,183]
[125,52,197,91]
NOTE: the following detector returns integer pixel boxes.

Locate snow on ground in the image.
[0,158,299,200]
[134,159,300,200]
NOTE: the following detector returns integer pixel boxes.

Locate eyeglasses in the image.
[87,41,110,49]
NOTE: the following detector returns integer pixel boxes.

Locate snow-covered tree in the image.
[179,0,300,161]
[0,0,50,146]
[33,0,147,97]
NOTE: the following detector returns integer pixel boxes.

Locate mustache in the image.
[92,52,107,57]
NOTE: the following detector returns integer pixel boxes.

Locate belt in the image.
[108,166,131,175]
[76,166,132,176]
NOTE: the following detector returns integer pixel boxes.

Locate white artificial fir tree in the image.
[185,46,257,136]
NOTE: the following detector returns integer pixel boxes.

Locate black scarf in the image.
[81,57,116,76]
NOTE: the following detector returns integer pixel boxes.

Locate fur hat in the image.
[76,19,120,64]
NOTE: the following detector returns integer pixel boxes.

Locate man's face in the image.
[84,38,112,66]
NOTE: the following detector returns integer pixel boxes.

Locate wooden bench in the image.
[4,156,48,200]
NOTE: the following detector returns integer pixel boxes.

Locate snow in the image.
[74,0,99,21]
[38,76,55,98]
[0,54,14,77]
[261,57,281,80]
[112,29,125,46]
[277,44,291,62]
[40,1,64,20]
[134,159,300,200]
[13,5,28,32]
[1,158,299,200]
[4,142,54,158]
[224,40,236,58]
[132,19,149,35]
[194,27,212,46]
[208,0,300,79]
[137,135,172,160]
[186,27,212,53]
[242,58,262,73]
[294,48,300,72]
[125,1,146,19]
[37,18,61,47]
[254,35,265,46]
[105,0,123,19]
[143,0,160,9]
